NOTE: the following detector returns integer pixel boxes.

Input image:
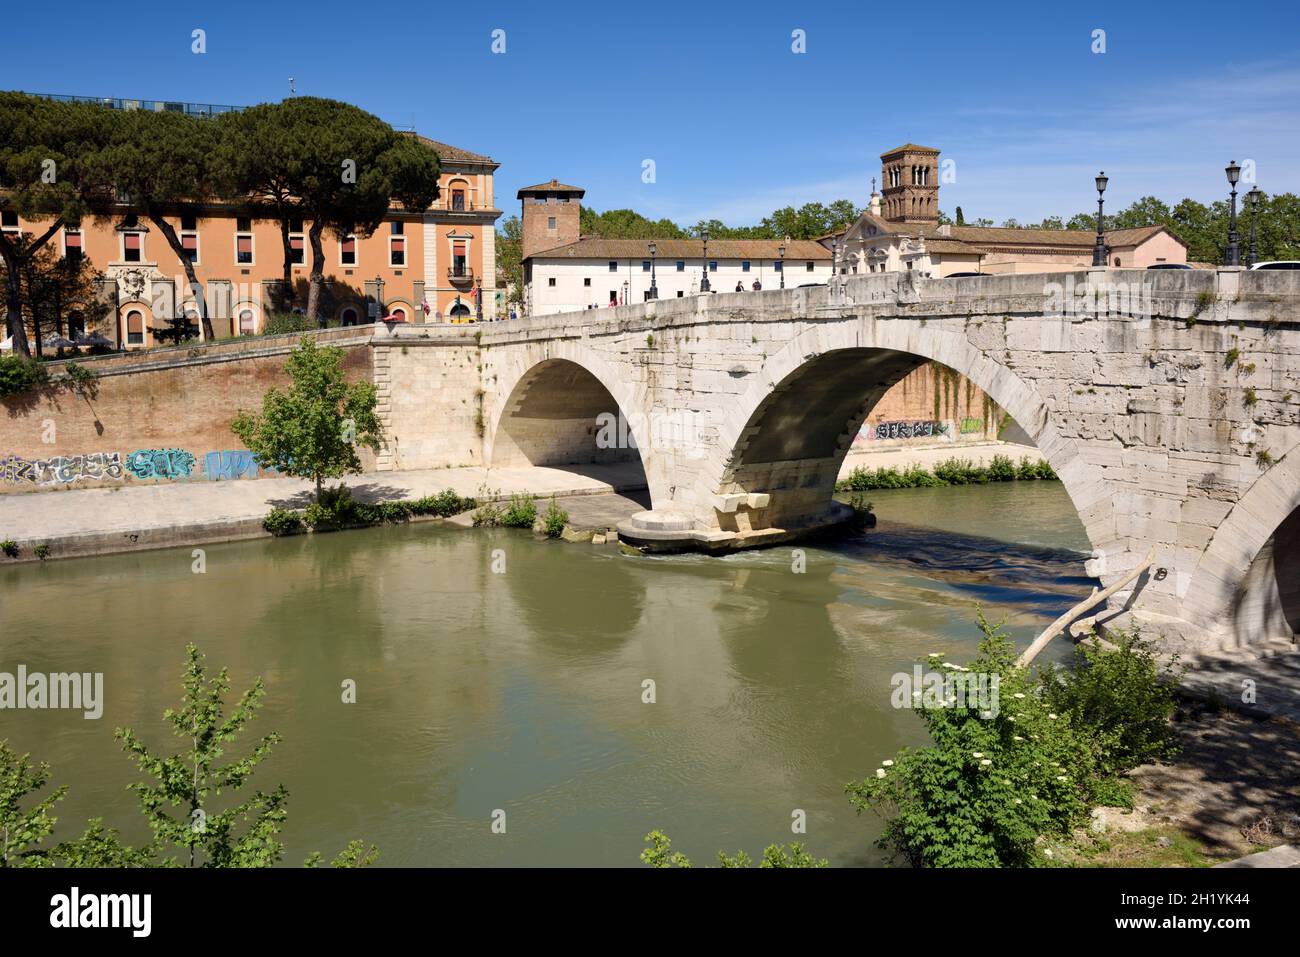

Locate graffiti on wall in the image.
[869,420,949,441]
[4,447,280,487]
[959,417,987,435]
[1,453,125,485]
[203,450,278,480]
[125,449,197,480]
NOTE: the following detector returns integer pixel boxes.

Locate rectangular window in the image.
[390,235,406,267]
[236,216,252,232]
[452,190,466,211]
[742,260,750,272]
[236,233,254,265]
[773,261,782,272]
[126,310,144,345]
[641,260,650,271]
[583,277,591,287]
[1,210,18,229]
[289,218,304,233]
[290,232,305,265]
[181,230,199,264]
[676,290,684,297]
[608,261,617,272]
[709,261,717,271]
[452,241,467,277]
[64,228,82,262]
[547,216,557,230]
[806,261,815,271]
[123,231,142,262]
[390,220,404,235]
[675,261,684,271]
[340,235,356,266]
[180,213,198,231]
[548,277,556,287]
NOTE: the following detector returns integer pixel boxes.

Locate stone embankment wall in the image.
[1,327,374,495]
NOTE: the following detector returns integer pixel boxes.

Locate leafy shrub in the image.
[410,490,477,517]
[500,494,538,529]
[33,543,50,560]
[1040,632,1180,777]
[1015,456,1039,480]
[1034,459,1057,480]
[263,507,303,536]
[0,355,49,398]
[303,485,361,528]
[61,361,99,393]
[848,493,874,527]
[1,539,18,557]
[846,616,1178,868]
[933,457,989,485]
[641,830,827,869]
[987,454,1016,482]
[263,312,315,335]
[541,496,569,537]
[471,501,503,527]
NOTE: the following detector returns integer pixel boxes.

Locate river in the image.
[0,481,1093,866]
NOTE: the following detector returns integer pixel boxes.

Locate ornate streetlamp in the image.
[700,228,711,293]
[1092,171,1108,267]
[647,241,658,300]
[1224,160,1241,266]
[1247,186,1261,268]
[778,242,786,289]
[831,236,839,280]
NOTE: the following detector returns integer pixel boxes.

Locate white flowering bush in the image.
[846,613,1174,868]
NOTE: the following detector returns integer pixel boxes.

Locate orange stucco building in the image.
[2,131,501,348]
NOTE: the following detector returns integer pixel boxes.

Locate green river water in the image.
[0,481,1092,866]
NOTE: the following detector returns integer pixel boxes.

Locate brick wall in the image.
[852,362,1002,449]
[1,329,373,494]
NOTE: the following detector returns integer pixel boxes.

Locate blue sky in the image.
[5,0,1298,228]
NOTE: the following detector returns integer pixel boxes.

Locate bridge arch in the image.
[696,320,1115,559]
[1183,441,1300,644]
[487,342,665,506]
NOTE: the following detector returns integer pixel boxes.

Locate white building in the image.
[526,238,832,314]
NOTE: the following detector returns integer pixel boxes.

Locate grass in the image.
[1076,826,1218,868]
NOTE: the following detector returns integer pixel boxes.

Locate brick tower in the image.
[518,179,585,261]
[880,144,940,225]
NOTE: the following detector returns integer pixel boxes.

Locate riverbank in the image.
[0,462,648,563]
[0,441,1042,564]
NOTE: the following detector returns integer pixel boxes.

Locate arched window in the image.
[449,302,471,318]
[67,311,85,340]
[126,310,144,345]
[390,307,407,323]
[239,309,256,335]
[340,307,358,327]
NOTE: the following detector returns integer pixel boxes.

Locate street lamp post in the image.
[1247,186,1261,268]
[778,243,786,289]
[1225,160,1241,266]
[700,228,711,293]
[648,241,658,300]
[831,236,839,281]
[1092,171,1108,267]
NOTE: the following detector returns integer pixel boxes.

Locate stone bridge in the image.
[374,268,1300,651]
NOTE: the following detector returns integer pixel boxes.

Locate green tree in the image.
[231,337,382,501]
[115,644,287,867]
[581,207,685,239]
[266,98,439,324]
[218,105,309,312]
[0,93,114,356]
[496,214,523,311]
[89,107,226,342]
[0,243,105,357]
[0,740,66,867]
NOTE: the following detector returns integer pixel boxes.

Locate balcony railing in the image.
[29,92,244,118]
[447,266,475,283]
